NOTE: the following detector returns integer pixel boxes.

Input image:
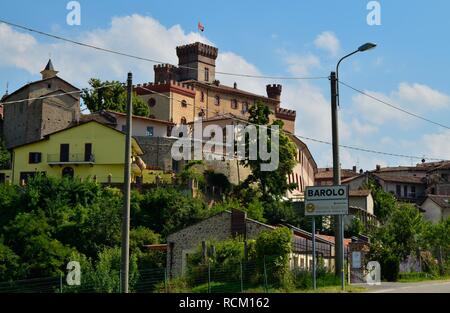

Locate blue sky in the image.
[1,0,449,170]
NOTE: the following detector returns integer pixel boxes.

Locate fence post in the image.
[164,268,168,293]
[263,255,268,293]
[208,259,211,293]
[59,272,63,293]
[240,261,244,293]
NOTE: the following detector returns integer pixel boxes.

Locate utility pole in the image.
[121,72,133,293]
[330,71,344,288]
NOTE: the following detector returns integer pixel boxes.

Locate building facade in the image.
[1,60,80,149]
[7,120,144,185]
[134,42,296,133]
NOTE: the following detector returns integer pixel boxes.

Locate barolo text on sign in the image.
[304,185,349,216]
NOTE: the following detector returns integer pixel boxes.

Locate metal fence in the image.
[0,256,342,293]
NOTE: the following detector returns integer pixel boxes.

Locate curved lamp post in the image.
[331,42,377,290]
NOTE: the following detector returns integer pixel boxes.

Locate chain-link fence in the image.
[0,256,343,293]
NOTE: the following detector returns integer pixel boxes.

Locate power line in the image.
[0,82,120,105]
[0,19,327,81]
[339,80,450,130]
[136,84,447,161]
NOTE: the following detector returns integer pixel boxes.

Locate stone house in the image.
[166,209,337,278]
[420,194,450,223]
[1,60,80,149]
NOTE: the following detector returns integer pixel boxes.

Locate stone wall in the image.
[135,136,177,172]
[166,210,273,278]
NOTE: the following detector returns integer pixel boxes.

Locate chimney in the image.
[353,166,357,173]
[376,164,381,171]
[359,169,364,174]
[231,209,246,238]
[266,84,282,101]
[233,82,237,89]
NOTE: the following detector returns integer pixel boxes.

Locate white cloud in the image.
[395,82,450,109]
[216,52,268,95]
[420,130,450,160]
[283,53,321,76]
[351,82,450,127]
[314,31,340,56]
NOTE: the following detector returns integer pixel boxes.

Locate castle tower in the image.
[40,59,59,80]
[176,42,218,83]
[266,84,282,101]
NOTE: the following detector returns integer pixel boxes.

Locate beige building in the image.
[1,60,80,149]
[134,42,296,133]
[287,134,318,201]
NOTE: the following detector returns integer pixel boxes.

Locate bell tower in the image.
[176,42,218,83]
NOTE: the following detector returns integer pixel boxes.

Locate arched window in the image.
[148,98,156,107]
[215,95,220,106]
[180,117,187,125]
[62,167,74,179]
[181,100,187,108]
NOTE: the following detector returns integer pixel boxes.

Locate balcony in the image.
[47,153,95,165]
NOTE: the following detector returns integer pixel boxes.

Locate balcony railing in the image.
[47,153,95,164]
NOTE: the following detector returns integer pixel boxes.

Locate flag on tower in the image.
[198,21,205,32]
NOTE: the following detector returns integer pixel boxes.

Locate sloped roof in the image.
[372,173,424,184]
[349,189,371,197]
[183,80,279,103]
[424,194,450,209]
[315,168,358,180]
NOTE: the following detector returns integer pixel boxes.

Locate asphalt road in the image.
[362,280,450,293]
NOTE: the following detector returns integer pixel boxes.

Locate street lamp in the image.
[330,42,376,290]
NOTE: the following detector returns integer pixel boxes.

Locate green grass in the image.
[398,272,450,283]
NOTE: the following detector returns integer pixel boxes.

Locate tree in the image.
[242,101,297,200]
[81,79,149,116]
[364,178,396,222]
[255,227,292,287]
[369,203,428,281]
[3,210,74,278]
[138,187,208,237]
[0,139,10,169]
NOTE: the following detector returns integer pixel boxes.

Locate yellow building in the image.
[8,120,144,185]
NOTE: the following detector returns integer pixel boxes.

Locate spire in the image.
[40,59,58,80]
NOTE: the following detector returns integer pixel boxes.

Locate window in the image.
[204,67,209,82]
[121,125,126,132]
[396,185,401,197]
[146,126,154,137]
[47,83,52,89]
[404,185,408,198]
[231,99,238,109]
[181,100,187,108]
[28,152,42,164]
[215,95,220,106]
[180,117,187,125]
[60,144,69,162]
[148,98,156,107]
[84,143,93,162]
[242,102,249,113]
[411,185,416,198]
[200,91,205,102]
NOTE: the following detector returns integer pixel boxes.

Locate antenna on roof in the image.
[5,82,9,95]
